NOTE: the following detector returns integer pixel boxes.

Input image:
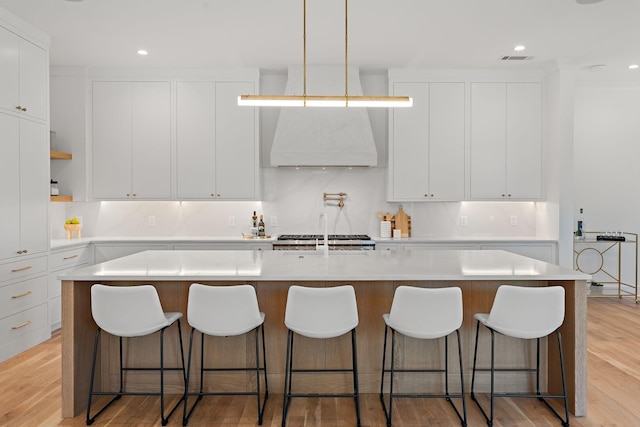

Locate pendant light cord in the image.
[303,0,307,105]
[345,0,349,105]
[303,0,350,107]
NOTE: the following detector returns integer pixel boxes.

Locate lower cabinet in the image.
[48,245,89,330]
[0,256,50,362]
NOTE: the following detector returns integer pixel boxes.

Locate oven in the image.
[273,234,375,251]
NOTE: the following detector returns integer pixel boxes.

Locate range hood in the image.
[270,65,377,167]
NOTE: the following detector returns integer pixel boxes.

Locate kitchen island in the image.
[60,249,589,418]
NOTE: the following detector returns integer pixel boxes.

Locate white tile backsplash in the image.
[51,168,542,239]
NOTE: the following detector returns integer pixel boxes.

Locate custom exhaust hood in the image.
[270,65,378,167]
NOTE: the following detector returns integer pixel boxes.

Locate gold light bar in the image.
[237,95,412,108]
[238,0,413,109]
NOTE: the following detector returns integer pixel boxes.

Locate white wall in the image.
[574,84,640,234]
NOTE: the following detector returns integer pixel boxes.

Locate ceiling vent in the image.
[501,55,534,61]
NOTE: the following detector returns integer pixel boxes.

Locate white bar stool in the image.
[470,285,569,427]
[379,286,467,427]
[282,285,361,427]
[86,284,186,426]
[182,283,268,426]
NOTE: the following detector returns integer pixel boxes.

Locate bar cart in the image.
[573,231,638,302]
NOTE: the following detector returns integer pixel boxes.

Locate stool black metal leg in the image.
[456,329,468,426]
[351,328,361,427]
[282,329,294,427]
[183,327,195,426]
[557,331,570,427]
[160,328,167,426]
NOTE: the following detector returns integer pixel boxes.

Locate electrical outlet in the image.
[228,216,235,227]
[459,216,467,227]
[270,216,278,227]
[510,215,518,226]
[147,216,156,227]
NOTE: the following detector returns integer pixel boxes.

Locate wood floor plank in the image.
[2,297,640,426]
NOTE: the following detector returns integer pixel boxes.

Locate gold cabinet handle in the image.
[12,320,32,330]
[21,107,27,111]
[12,291,32,299]
[15,105,22,110]
[63,254,79,260]
[11,266,32,273]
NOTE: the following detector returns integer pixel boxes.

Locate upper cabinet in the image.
[0,26,48,122]
[92,81,171,200]
[470,82,542,200]
[176,81,258,200]
[89,72,259,201]
[0,105,48,260]
[388,71,543,202]
[388,82,465,201]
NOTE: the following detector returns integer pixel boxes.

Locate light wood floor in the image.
[2,297,640,426]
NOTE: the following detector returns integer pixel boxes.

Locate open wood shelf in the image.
[50,150,72,160]
[51,195,73,202]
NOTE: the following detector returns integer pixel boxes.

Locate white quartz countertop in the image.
[50,235,554,250]
[59,249,588,282]
[50,235,276,250]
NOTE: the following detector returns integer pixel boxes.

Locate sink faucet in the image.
[317,212,329,257]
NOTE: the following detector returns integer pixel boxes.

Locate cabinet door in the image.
[506,83,542,199]
[429,83,465,200]
[131,82,171,199]
[470,83,507,199]
[215,81,258,199]
[0,28,20,117]
[0,28,47,122]
[18,38,48,121]
[176,81,216,199]
[0,114,20,259]
[92,82,132,199]
[390,82,429,200]
[19,120,49,255]
[92,81,171,200]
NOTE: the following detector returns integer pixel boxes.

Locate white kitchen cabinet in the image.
[389,82,465,201]
[92,81,171,200]
[470,82,542,200]
[0,26,48,122]
[0,114,49,260]
[48,245,89,330]
[0,256,49,363]
[176,81,259,200]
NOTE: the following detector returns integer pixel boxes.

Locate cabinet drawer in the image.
[0,303,49,363]
[0,275,47,319]
[0,256,47,283]
[50,246,89,270]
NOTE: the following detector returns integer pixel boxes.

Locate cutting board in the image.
[395,205,411,237]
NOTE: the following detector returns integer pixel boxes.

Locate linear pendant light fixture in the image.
[238,0,412,108]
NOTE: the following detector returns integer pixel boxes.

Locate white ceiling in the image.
[1,0,639,79]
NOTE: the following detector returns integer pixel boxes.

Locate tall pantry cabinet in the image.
[0,9,51,362]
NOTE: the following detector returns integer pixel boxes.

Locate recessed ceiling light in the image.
[629,64,639,70]
[588,64,607,72]
[514,45,526,52]
[576,0,604,4]
[137,50,148,56]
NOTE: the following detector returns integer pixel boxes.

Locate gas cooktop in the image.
[277,234,372,241]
